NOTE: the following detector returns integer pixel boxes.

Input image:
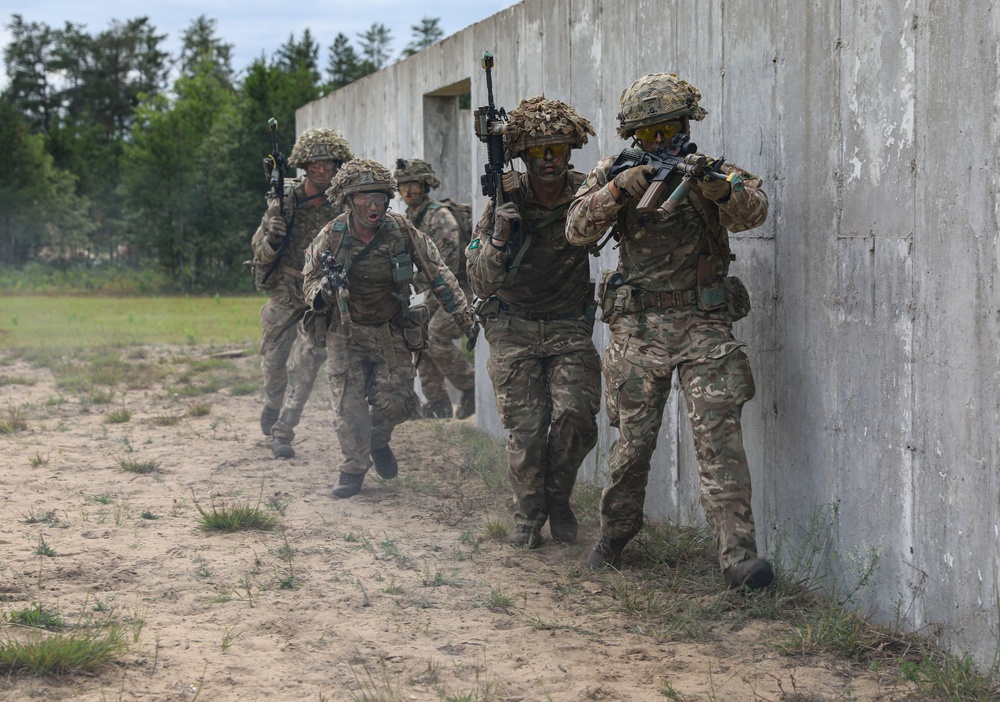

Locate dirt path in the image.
[0,347,916,701]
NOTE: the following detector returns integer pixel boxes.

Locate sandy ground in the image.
[0,346,920,701]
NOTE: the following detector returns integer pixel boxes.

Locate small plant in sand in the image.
[115,457,160,474]
[0,402,28,434]
[104,407,132,424]
[192,486,277,532]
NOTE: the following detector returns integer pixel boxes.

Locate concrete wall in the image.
[297,0,1000,665]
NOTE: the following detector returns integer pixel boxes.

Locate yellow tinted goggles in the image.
[633,122,682,143]
[525,143,571,159]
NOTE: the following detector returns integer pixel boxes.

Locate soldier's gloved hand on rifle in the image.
[491,202,521,245]
[264,214,287,244]
[696,176,732,203]
[613,164,656,199]
[319,276,338,303]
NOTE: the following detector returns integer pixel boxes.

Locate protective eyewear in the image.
[633,121,682,143]
[307,160,340,172]
[525,143,571,159]
[352,193,389,208]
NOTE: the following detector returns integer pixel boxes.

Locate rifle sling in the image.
[503,203,571,286]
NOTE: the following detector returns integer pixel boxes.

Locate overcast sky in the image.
[1,1,520,89]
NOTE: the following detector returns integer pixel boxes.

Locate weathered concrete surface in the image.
[298,0,1000,666]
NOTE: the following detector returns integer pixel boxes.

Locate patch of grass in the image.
[193,489,277,532]
[145,414,181,427]
[140,510,159,520]
[115,457,159,474]
[900,648,1000,700]
[0,375,36,386]
[186,403,212,417]
[0,622,128,676]
[22,508,59,525]
[34,537,57,557]
[0,402,28,434]
[485,588,515,611]
[104,407,132,424]
[28,453,49,467]
[482,519,508,542]
[228,382,259,396]
[6,603,64,631]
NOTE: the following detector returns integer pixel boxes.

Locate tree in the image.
[276,28,321,86]
[2,14,58,133]
[401,17,443,58]
[180,15,233,86]
[357,22,392,73]
[325,32,364,91]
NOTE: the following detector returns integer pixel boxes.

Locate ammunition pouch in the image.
[472,296,502,321]
[723,276,752,321]
[597,269,625,322]
[400,304,430,352]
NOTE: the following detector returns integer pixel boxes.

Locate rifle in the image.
[258,118,290,287]
[319,250,351,329]
[473,51,510,210]
[608,133,745,215]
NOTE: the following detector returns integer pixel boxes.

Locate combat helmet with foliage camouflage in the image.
[394,158,440,189]
[502,95,595,161]
[616,73,708,139]
[325,158,397,210]
[287,128,354,168]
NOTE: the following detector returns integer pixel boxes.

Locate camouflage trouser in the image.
[325,322,418,475]
[483,312,601,528]
[260,299,326,440]
[602,309,758,572]
[417,303,475,405]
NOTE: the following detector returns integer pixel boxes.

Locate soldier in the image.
[466,96,601,549]
[565,73,773,590]
[302,159,475,498]
[251,128,352,459]
[394,158,476,420]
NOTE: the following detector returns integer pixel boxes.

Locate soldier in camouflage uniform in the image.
[394,158,476,420]
[565,74,773,590]
[467,96,601,549]
[251,128,352,459]
[302,159,475,499]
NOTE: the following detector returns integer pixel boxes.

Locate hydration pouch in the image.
[597,270,626,322]
[724,276,752,321]
[401,303,430,352]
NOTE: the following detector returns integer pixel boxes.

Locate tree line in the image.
[0,14,443,291]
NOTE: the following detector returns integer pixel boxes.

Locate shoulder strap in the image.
[503,202,572,286]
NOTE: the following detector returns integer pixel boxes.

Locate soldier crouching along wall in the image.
[302,159,476,499]
[565,73,773,590]
[467,96,601,549]
[251,128,352,459]
[394,158,476,420]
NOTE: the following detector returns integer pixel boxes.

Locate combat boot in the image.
[272,436,295,459]
[548,502,578,543]
[723,557,774,591]
[370,445,398,480]
[332,472,364,499]
[508,524,543,549]
[585,536,631,570]
[260,406,280,436]
[455,388,476,420]
[421,399,453,419]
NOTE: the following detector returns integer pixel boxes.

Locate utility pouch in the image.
[390,251,414,285]
[597,270,625,322]
[401,303,430,352]
[696,254,726,312]
[302,307,336,345]
[724,276,752,321]
[472,296,502,320]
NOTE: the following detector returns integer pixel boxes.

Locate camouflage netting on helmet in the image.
[616,73,708,139]
[394,158,440,189]
[326,158,397,209]
[288,128,354,168]
[502,95,595,161]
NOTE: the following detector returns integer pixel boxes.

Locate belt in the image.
[640,289,698,310]
[499,300,586,321]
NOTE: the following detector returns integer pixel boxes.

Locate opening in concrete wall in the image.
[422,78,473,205]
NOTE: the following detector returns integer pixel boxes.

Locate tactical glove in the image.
[264,214,287,244]
[613,165,656,199]
[697,176,732,203]
[319,276,338,303]
[492,201,521,244]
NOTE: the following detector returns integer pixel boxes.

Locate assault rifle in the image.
[473,51,510,210]
[262,117,288,215]
[320,250,351,327]
[608,133,745,215]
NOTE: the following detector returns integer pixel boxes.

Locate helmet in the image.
[287,128,354,168]
[394,158,440,189]
[325,158,397,210]
[502,95,595,161]
[616,73,708,139]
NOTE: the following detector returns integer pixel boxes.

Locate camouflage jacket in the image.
[467,170,592,318]
[251,178,338,309]
[302,211,471,330]
[407,199,462,280]
[565,155,768,292]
